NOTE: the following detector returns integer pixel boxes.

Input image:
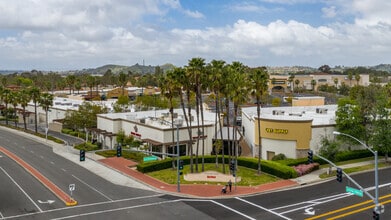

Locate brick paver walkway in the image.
[99,157,298,198]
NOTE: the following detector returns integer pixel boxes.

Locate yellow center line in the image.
[327,199,391,220]
[305,194,391,220]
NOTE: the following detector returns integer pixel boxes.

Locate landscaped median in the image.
[0,146,77,206]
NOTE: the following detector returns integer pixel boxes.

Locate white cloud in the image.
[322,6,337,18]
[0,0,391,70]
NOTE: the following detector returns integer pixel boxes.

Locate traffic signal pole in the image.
[313,152,376,202]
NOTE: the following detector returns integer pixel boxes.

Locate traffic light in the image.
[116,145,122,157]
[336,168,343,183]
[373,210,379,220]
[307,150,313,164]
[80,149,85,161]
[179,160,184,170]
[230,160,235,171]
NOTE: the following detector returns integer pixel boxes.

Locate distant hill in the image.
[75,63,176,75]
[370,64,391,73]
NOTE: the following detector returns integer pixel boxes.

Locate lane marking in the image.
[61,168,67,172]
[51,199,180,220]
[212,200,256,220]
[278,194,352,215]
[235,197,292,220]
[0,211,4,219]
[2,194,165,219]
[50,161,55,165]
[327,199,391,220]
[305,193,391,220]
[0,166,43,213]
[71,174,113,201]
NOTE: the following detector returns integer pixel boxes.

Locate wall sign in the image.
[265,128,288,134]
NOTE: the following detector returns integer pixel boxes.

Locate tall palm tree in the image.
[229,62,250,174]
[65,74,76,94]
[208,60,226,171]
[159,69,180,168]
[10,90,19,127]
[249,67,269,175]
[19,89,31,130]
[187,57,206,172]
[39,92,54,139]
[29,87,41,133]
[355,72,361,85]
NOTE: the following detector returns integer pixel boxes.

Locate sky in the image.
[0,0,391,71]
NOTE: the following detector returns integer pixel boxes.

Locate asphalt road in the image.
[0,126,390,219]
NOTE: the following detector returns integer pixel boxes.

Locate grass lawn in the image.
[147,163,280,186]
[319,161,391,178]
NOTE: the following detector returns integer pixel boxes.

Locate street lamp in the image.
[174,117,183,192]
[332,131,379,212]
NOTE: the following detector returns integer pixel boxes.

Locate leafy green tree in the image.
[113,95,130,112]
[63,102,108,131]
[319,136,339,161]
[335,98,365,140]
[369,88,391,162]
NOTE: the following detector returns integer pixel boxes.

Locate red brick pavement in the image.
[99,157,298,198]
[0,146,77,206]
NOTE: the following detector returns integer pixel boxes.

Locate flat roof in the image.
[98,109,217,129]
[241,105,337,126]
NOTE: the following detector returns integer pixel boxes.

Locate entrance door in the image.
[267,151,275,160]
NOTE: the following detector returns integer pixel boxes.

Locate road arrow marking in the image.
[38,200,55,204]
[304,207,315,215]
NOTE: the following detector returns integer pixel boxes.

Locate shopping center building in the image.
[241,104,337,160]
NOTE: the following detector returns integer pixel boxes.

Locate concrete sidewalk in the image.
[1,125,383,199]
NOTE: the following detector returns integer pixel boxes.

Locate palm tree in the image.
[187,57,206,172]
[159,69,180,168]
[19,89,31,130]
[249,67,269,175]
[288,73,295,92]
[65,75,76,94]
[229,62,250,174]
[86,75,96,99]
[208,60,226,171]
[10,90,19,127]
[355,72,361,85]
[333,78,339,88]
[294,79,300,94]
[39,92,54,139]
[29,87,41,133]
[311,79,317,92]
[118,72,128,96]
[2,88,11,125]
[347,70,353,87]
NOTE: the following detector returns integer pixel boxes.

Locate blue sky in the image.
[0,0,390,71]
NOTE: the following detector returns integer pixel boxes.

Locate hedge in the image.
[136,155,298,179]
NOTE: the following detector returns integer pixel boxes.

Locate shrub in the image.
[137,156,298,179]
[293,163,319,176]
[334,149,373,162]
[272,153,287,161]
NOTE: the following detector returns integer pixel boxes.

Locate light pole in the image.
[332,131,379,211]
[174,118,183,192]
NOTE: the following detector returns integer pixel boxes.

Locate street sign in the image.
[346,186,363,197]
[69,184,75,192]
[143,156,158,162]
